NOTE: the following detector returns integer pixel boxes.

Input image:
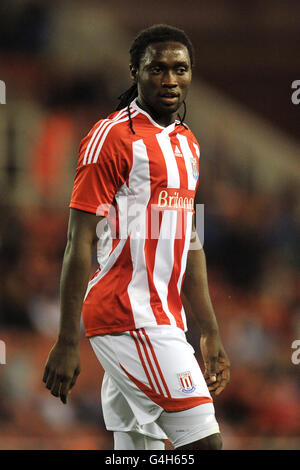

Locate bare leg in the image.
[176,432,222,450]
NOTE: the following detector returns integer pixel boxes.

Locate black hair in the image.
[116,24,194,133]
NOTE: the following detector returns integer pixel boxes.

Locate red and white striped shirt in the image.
[70,99,200,337]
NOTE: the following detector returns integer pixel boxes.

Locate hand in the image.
[200,331,230,396]
[42,340,81,404]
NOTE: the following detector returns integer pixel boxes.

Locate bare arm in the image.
[58,208,101,345]
[43,208,103,403]
[183,247,219,334]
[182,218,230,395]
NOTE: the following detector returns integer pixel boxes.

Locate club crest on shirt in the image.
[190,156,199,181]
[177,371,196,394]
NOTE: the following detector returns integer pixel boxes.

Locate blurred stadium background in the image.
[0,0,299,450]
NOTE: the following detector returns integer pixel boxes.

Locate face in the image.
[131,41,192,126]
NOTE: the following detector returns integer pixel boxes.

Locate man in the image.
[43,24,230,450]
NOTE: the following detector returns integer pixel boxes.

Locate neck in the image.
[136,99,177,127]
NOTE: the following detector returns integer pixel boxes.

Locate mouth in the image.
[159,93,179,105]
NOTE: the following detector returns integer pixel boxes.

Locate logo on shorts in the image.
[178,371,195,394]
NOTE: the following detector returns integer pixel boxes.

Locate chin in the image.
[160,102,182,114]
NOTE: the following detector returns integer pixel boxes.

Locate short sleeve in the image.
[69,122,130,216]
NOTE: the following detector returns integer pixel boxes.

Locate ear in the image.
[130,64,138,82]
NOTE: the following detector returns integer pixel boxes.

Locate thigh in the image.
[101,372,137,431]
[157,403,220,449]
[90,326,213,428]
[91,335,167,440]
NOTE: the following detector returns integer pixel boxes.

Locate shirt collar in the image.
[131,98,180,134]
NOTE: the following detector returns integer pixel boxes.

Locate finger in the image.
[206,375,222,388]
[45,370,56,390]
[206,373,219,383]
[60,371,77,404]
[60,379,72,404]
[61,367,81,403]
[51,375,63,397]
[213,371,229,387]
[214,379,229,395]
[43,365,49,383]
[213,371,230,391]
[205,373,218,385]
[206,380,218,390]
[207,356,218,381]
[208,382,219,391]
[209,381,224,392]
[69,369,80,390]
[222,368,230,381]
[214,369,229,386]
[207,372,225,391]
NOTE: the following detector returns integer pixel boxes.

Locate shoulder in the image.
[79,107,135,165]
[179,124,200,151]
[88,107,134,142]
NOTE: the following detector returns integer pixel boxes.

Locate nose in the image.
[161,70,177,87]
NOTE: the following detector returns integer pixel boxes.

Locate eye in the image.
[150,66,161,74]
[177,67,188,75]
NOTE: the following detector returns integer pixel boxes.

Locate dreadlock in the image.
[116,24,194,133]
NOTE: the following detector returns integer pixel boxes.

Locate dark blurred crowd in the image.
[192,146,300,448]
[0,0,299,450]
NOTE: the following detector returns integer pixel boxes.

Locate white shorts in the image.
[90,325,220,447]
